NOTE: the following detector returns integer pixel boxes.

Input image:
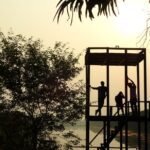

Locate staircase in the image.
[89,118,127,150]
[100,119,126,150]
[89,109,127,150]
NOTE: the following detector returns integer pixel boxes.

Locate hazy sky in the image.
[0,0,150,105]
[0,0,149,49]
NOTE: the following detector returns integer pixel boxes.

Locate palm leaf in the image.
[54,0,124,23]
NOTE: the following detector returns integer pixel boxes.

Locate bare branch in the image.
[137,17,150,47]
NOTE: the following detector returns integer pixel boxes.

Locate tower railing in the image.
[89,101,150,118]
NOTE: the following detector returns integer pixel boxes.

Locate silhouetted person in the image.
[127,77,137,115]
[90,81,107,116]
[115,91,125,115]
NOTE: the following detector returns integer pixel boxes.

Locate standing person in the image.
[90,81,107,116]
[127,77,137,115]
[115,91,125,115]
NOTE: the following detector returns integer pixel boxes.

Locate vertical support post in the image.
[104,121,106,144]
[137,63,141,149]
[149,102,150,119]
[120,129,123,150]
[143,49,148,150]
[106,48,110,150]
[137,64,140,114]
[125,49,128,150]
[86,49,90,150]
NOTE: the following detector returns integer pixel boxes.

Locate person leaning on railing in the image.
[115,91,125,115]
[90,81,108,116]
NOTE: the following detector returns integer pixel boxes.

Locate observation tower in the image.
[85,47,149,150]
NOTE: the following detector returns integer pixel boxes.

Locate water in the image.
[64,120,149,149]
[63,121,150,150]
[65,121,122,149]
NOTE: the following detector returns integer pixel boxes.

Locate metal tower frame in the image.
[85,47,149,150]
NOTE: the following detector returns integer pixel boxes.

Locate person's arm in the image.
[91,86,98,90]
[127,77,135,86]
[127,77,132,82]
[105,87,108,97]
[122,94,125,98]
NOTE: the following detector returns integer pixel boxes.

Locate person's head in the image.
[127,82,132,87]
[119,91,123,96]
[100,81,104,86]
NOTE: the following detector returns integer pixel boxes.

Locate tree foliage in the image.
[0,111,32,150]
[54,0,125,23]
[0,32,85,150]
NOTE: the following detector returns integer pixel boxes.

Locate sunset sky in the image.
[0,0,150,106]
[0,0,149,49]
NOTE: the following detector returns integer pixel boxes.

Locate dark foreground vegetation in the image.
[0,32,85,150]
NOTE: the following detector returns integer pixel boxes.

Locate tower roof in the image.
[85,47,145,66]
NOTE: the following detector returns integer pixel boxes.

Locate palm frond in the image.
[54,0,123,23]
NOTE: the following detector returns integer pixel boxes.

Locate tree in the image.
[136,18,150,47]
[0,111,32,150]
[0,32,85,150]
[54,0,125,23]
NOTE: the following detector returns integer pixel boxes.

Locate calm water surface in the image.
[66,121,130,150]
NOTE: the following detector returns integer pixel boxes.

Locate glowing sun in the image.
[115,1,147,36]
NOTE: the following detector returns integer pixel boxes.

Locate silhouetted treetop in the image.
[0,32,85,150]
[54,0,124,23]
